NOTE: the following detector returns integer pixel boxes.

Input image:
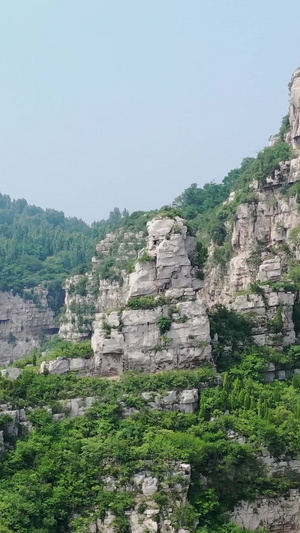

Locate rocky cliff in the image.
[60,216,212,375]
[202,68,300,349]
[231,491,300,533]
[0,287,57,365]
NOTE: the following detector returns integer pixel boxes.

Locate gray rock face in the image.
[0,289,56,365]
[0,403,32,440]
[231,490,300,532]
[288,68,300,151]
[204,188,300,309]
[40,357,92,375]
[62,216,212,375]
[92,298,211,376]
[203,130,300,347]
[232,288,295,348]
[1,367,22,380]
[140,389,198,414]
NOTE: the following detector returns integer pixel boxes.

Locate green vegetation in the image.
[12,338,94,369]
[1,343,300,532]
[173,137,292,269]
[209,306,254,370]
[212,242,233,267]
[68,276,88,296]
[0,196,136,313]
[126,296,171,310]
[157,315,172,334]
[137,253,154,263]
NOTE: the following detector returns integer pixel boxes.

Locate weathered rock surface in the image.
[0,403,31,439]
[140,389,198,414]
[1,367,22,380]
[203,113,300,348]
[202,66,300,321]
[204,189,300,309]
[40,356,93,375]
[231,490,300,532]
[0,289,57,365]
[288,68,300,152]
[232,287,295,348]
[61,216,213,375]
[61,228,147,342]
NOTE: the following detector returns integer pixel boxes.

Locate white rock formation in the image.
[288,68,300,151]
[203,146,300,347]
[40,356,93,375]
[232,288,295,348]
[231,490,300,532]
[1,367,22,380]
[0,289,56,365]
[61,216,212,375]
[140,389,198,414]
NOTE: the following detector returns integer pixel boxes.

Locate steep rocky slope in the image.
[202,68,300,349]
[0,287,57,365]
[60,216,212,375]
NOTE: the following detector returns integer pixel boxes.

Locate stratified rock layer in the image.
[231,490,300,532]
[0,289,56,365]
[61,216,212,375]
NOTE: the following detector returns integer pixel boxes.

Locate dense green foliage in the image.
[0,196,150,313]
[1,344,300,532]
[14,338,94,369]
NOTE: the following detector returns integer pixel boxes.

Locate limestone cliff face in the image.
[202,70,300,348]
[0,288,56,365]
[231,490,300,533]
[60,228,146,342]
[203,161,300,305]
[61,216,212,375]
[288,68,300,152]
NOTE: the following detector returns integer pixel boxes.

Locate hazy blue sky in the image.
[1,1,300,223]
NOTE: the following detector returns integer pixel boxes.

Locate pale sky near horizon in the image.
[0,0,300,224]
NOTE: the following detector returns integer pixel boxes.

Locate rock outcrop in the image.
[61,216,212,375]
[288,68,300,152]
[0,289,57,365]
[202,71,300,348]
[231,490,300,532]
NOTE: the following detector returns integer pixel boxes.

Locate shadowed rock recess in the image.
[4,68,300,533]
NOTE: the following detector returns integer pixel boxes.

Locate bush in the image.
[212,242,233,266]
[157,316,172,334]
[137,253,154,263]
[209,306,253,371]
[127,296,170,310]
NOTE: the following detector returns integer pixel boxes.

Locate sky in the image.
[0,1,300,224]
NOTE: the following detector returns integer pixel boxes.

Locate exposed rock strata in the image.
[61,217,213,375]
[288,68,300,152]
[0,289,56,365]
[231,490,300,532]
[202,68,300,350]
